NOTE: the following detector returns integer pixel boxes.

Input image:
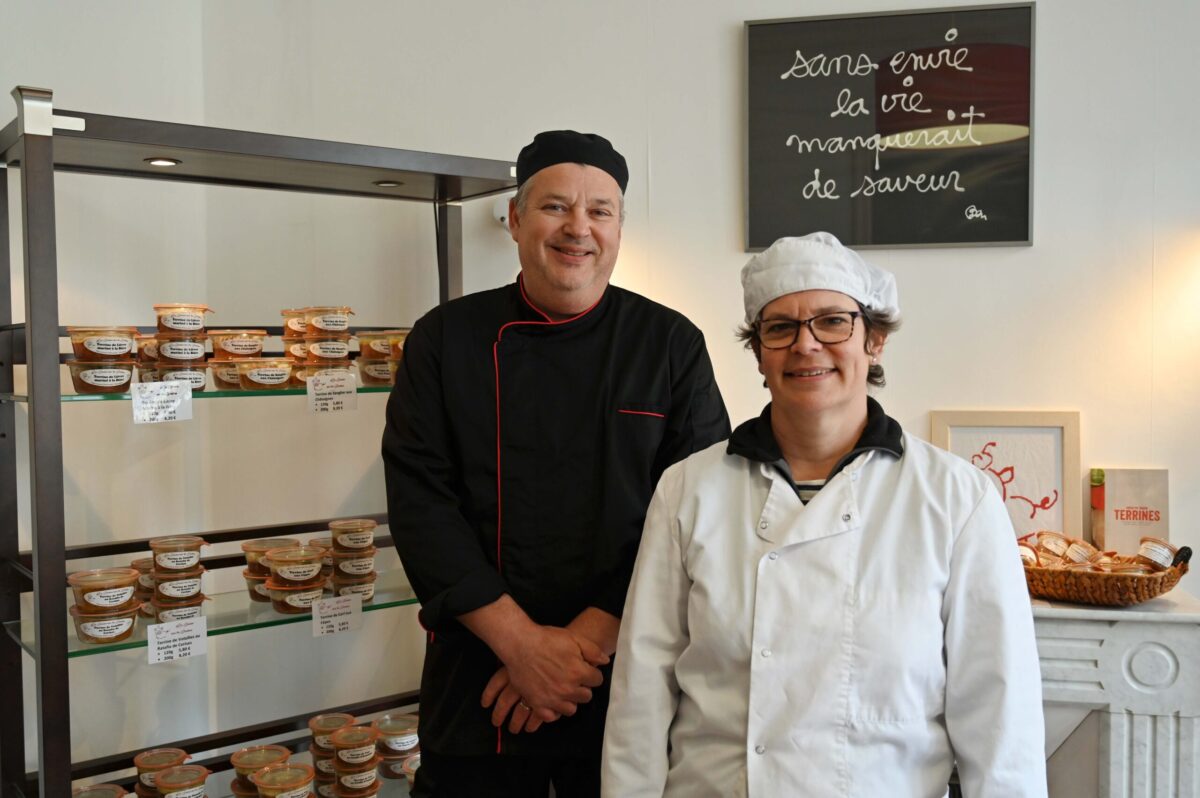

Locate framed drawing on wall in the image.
[746,4,1035,249]
[930,410,1081,539]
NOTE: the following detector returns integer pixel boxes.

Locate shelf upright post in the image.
[11,86,71,798]
[0,129,28,798]
[435,198,463,304]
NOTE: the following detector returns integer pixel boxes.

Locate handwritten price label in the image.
[313,594,363,637]
[147,617,207,664]
[132,382,193,424]
[307,370,358,414]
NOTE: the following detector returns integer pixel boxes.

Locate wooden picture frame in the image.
[930,410,1081,538]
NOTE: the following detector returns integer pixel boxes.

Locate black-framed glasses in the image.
[754,311,862,349]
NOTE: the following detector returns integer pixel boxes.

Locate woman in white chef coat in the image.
[601,232,1047,798]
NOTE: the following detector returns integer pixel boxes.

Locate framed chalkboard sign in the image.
[746,4,1034,249]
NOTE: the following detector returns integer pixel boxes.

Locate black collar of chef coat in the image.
[501,274,614,334]
[726,396,904,484]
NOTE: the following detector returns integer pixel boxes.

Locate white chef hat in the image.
[740,232,900,324]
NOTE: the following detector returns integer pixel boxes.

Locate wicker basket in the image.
[1024,560,1189,607]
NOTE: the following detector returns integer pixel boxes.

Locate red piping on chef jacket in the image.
[491,277,602,753]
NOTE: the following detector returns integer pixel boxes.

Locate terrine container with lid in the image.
[328,726,379,767]
[242,538,301,576]
[309,713,355,750]
[1136,536,1179,571]
[281,308,309,337]
[155,332,208,364]
[371,712,418,757]
[67,360,135,395]
[330,547,376,578]
[157,363,208,391]
[208,361,242,391]
[150,535,207,574]
[331,754,378,790]
[388,330,409,360]
[242,569,271,602]
[328,520,377,552]
[137,364,160,384]
[230,743,291,779]
[303,334,352,363]
[333,773,380,797]
[266,546,326,586]
[304,306,354,334]
[67,568,140,613]
[353,331,393,361]
[356,359,393,387]
[282,336,308,362]
[69,603,141,644]
[249,763,315,798]
[154,567,205,600]
[155,764,210,798]
[208,329,267,360]
[150,595,207,623]
[229,776,258,798]
[133,784,156,798]
[153,303,212,333]
[265,580,325,614]
[135,333,159,362]
[236,358,293,390]
[132,747,190,788]
[67,327,138,361]
[330,572,376,603]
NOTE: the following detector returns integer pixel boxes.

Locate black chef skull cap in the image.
[516,130,628,193]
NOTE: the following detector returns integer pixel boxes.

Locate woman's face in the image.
[757,289,885,420]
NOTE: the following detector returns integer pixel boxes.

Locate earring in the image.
[871,356,877,364]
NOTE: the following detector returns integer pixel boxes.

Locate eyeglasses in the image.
[754,311,862,349]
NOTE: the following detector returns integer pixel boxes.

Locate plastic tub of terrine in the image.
[209,329,267,360]
[135,333,159,362]
[334,766,380,796]
[357,359,394,387]
[156,363,208,392]
[265,580,325,614]
[402,754,420,786]
[311,745,337,779]
[72,785,128,798]
[137,364,160,384]
[242,537,301,576]
[281,308,309,337]
[230,744,291,780]
[331,571,376,603]
[208,361,242,391]
[293,361,353,387]
[309,713,356,750]
[329,726,379,767]
[67,326,138,361]
[250,763,315,798]
[155,764,211,798]
[150,535,206,574]
[133,748,190,789]
[133,784,156,798]
[314,779,337,798]
[328,519,377,552]
[67,568,140,613]
[371,712,419,757]
[150,595,207,623]
[282,336,309,362]
[153,303,212,333]
[155,332,208,364]
[304,333,352,363]
[242,569,271,603]
[229,777,258,798]
[131,556,157,592]
[330,547,376,578]
[69,603,142,644]
[67,360,135,395]
[1136,536,1180,571]
[266,546,326,586]
[354,331,394,361]
[236,358,293,390]
[154,567,204,601]
[304,306,354,334]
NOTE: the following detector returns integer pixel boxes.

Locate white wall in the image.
[3,0,1198,783]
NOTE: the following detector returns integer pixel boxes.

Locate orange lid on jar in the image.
[67,568,140,613]
[329,726,379,766]
[67,327,138,361]
[133,748,190,786]
[208,329,268,359]
[309,713,356,749]
[230,743,291,776]
[249,763,315,798]
[155,764,210,798]
[304,306,355,333]
[153,303,213,333]
[266,546,326,584]
[149,536,207,572]
[329,519,378,551]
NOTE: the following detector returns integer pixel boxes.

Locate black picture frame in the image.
[746,3,1034,250]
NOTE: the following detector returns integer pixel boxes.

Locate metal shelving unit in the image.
[0,86,516,796]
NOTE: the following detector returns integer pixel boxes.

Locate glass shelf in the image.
[8,570,418,659]
[0,386,392,403]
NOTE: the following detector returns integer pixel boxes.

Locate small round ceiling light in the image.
[144,157,181,167]
[373,180,403,188]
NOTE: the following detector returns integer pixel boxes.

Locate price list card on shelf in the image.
[308,371,358,413]
[147,617,208,664]
[132,382,193,424]
[313,594,363,637]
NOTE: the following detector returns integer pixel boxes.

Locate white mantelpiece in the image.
[1035,589,1200,796]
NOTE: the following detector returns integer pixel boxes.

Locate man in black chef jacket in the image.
[382,130,730,797]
